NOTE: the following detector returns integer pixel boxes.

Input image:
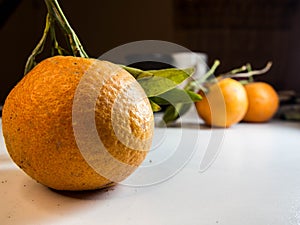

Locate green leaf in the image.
[162,103,193,124]
[122,66,153,79]
[149,99,161,112]
[162,105,179,124]
[147,67,194,79]
[137,68,194,97]
[186,90,202,102]
[150,88,201,105]
[149,96,169,106]
[138,76,177,97]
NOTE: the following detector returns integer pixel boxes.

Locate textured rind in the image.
[2,56,154,191]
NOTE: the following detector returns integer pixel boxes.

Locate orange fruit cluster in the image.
[195,78,279,128]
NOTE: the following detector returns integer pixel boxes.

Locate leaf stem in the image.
[201,59,220,82]
[220,61,272,79]
[185,59,220,91]
[24,13,52,75]
[224,65,247,76]
[24,0,89,75]
[246,63,254,82]
[44,0,88,58]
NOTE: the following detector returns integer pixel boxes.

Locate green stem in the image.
[221,61,272,79]
[185,59,220,91]
[24,0,89,75]
[227,65,247,75]
[44,0,88,58]
[246,63,254,82]
[24,13,52,75]
[201,59,220,82]
[49,24,69,56]
[246,63,252,72]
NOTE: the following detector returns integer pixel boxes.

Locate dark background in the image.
[1,0,300,105]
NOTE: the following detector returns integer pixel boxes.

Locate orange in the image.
[243,82,279,122]
[2,56,154,191]
[195,78,248,128]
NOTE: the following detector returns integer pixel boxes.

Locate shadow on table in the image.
[167,122,225,130]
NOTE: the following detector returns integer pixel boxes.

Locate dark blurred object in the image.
[126,53,174,70]
[128,61,174,70]
[173,0,300,95]
[174,0,299,30]
[0,0,22,28]
[277,90,300,121]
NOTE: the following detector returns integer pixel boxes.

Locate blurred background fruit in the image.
[195,78,248,128]
[243,82,279,122]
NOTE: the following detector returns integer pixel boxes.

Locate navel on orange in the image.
[195,78,248,128]
[2,56,154,191]
[243,82,279,122]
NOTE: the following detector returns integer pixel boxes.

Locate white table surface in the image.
[1,107,300,225]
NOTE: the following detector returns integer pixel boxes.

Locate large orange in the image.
[195,78,248,128]
[2,56,154,191]
[243,82,279,122]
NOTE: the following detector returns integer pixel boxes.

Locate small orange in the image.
[195,78,248,128]
[243,82,279,122]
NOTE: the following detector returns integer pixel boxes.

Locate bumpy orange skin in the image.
[195,78,248,128]
[243,82,279,122]
[2,56,154,191]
